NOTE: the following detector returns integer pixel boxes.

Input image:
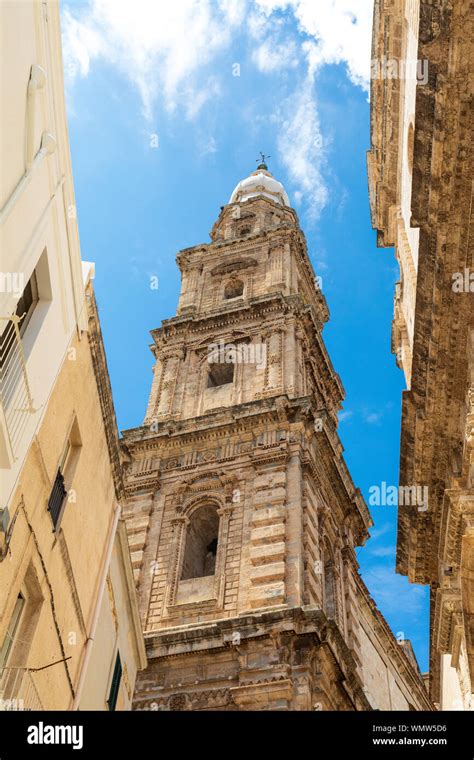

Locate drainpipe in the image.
[0,131,56,223]
[71,503,121,710]
[26,64,47,169]
[0,64,56,224]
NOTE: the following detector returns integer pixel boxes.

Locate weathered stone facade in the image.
[368,0,473,710]
[122,167,432,711]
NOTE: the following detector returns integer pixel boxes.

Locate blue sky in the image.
[62,0,429,670]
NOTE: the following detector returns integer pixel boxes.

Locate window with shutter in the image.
[107,652,122,711]
[0,593,25,669]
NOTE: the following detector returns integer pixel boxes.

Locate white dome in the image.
[229,167,290,207]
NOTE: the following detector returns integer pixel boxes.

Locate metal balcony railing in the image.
[0,314,35,459]
[0,667,43,711]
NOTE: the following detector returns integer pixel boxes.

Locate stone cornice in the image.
[175,223,329,323]
[139,604,431,710]
[154,285,328,342]
[86,283,125,502]
[121,396,371,536]
[148,294,340,409]
[367,0,406,245]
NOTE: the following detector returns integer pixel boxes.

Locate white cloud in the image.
[275,79,328,217]
[338,410,353,422]
[369,545,396,558]
[62,0,244,120]
[62,10,105,79]
[362,565,426,617]
[196,133,218,157]
[255,0,373,90]
[183,77,222,121]
[62,0,373,213]
[63,0,373,117]
[252,38,298,72]
[248,1,373,216]
[365,411,383,425]
[368,523,392,541]
[254,0,292,14]
[247,8,277,39]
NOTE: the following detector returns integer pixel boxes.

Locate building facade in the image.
[368,0,473,709]
[0,0,145,710]
[122,164,432,711]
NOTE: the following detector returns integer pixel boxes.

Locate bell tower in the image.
[121,163,429,711]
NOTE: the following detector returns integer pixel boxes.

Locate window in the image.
[15,273,38,335]
[0,594,25,669]
[0,253,51,465]
[48,419,82,530]
[224,279,244,300]
[48,470,68,530]
[207,361,234,387]
[107,652,122,711]
[0,271,38,371]
[0,566,43,694]
[181,506,219,580]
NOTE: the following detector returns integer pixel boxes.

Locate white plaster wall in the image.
[1,1,87,504]
[440,652,471,711]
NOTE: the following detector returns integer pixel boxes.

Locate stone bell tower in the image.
[121,162,432,711]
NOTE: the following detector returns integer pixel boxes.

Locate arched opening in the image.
[181,505,219,580]
[224,279,244,300]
